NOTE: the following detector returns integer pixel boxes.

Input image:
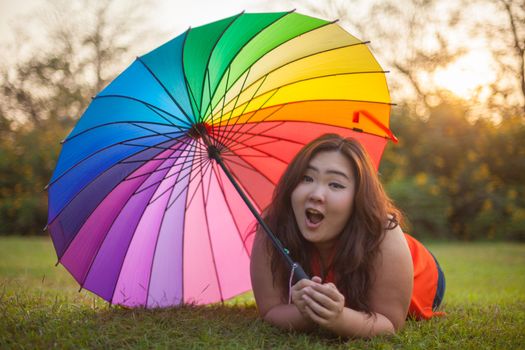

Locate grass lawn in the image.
[1,236,524,349]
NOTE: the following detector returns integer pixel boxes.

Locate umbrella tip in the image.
[44,183,49,190]
[78,287,83,293]
[43,225,48,232]
[60,139,65,144]
[55,260,60,267]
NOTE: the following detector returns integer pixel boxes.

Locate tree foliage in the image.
[380,101,525,240]
[0,0,150,235]
[0,0,524,240]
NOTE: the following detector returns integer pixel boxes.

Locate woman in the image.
[250,134,445,338]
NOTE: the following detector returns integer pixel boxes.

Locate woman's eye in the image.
[302,175,313,183]
[330,182,345,189]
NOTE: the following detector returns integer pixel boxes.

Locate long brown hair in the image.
[260,133,401,313]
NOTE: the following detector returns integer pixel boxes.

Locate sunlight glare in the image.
[433,50,495,100]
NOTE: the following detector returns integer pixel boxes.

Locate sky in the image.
[0,0,288,44]
[0,0,502,103]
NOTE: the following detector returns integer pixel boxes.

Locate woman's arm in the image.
[251,225,413,337]
[301,224,413,338]
[301,283,396,337]
[250,231,316,331]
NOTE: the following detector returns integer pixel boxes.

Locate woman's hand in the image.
[291,276,323,319]
[302,282,346,329]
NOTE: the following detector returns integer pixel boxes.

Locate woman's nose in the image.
[308,185,325,202]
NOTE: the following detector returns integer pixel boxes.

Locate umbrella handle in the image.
[291,262,309,283]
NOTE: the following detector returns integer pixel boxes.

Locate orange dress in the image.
[310,233,445,320]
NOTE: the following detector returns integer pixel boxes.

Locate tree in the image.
[0,0,153,235]
[462,0,525,116]
[280,0,465,117]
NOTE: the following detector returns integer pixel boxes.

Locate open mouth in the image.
[305,208,324,225]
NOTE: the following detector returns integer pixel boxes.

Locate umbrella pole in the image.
[205,143,308,283]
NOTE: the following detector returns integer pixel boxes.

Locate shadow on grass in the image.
[0,284,353,349]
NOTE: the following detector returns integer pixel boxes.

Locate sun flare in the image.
[433,50,495,100]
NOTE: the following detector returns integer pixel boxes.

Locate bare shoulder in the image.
[368,224,413,330]
[379,224,411,261]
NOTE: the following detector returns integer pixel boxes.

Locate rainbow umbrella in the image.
[46,11,396,308]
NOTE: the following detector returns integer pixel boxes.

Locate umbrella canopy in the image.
[46,11,396,308]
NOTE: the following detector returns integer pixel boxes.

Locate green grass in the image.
[1,237,524,349]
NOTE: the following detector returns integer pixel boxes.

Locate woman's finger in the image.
[310,283,344,303]
[304,287,337,310]
[303,293,331,319]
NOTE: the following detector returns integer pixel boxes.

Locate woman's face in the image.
[291,150,356,251]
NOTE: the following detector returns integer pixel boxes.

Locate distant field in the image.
[1,237,524,349]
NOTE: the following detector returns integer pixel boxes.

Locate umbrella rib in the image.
[164,141,208,212]
[216,65,231,138]
[218,156,261,173]
[47,131,174,193]
[217,70,391,123]
[215,107,287,152]
[218,84,279,149]
[64,120,180,144]
[107,171,168,306]
[164,138,196,304]
[206,38,372,116]
[203,9,325,120]
[47,138,181,231]
[217,74,270,147]
[144,140,195,307]
[75,145,181,296]
[62,144,178,292]
[219,121,303,153]
[214,66,252,147]
[162,141,202,210]
[211,162,255,257]
[181,139,212,211]
[126,149,200,189]
[106,142,196,305]
[94,95,193,128]
[220,154,278,196]
[215,97,395,145]
[121,134,198,158]
[51,129,194,188]
[217,94,285,153]
[141,153,209,204]
[220,121,287,153]
[197,11,244,120]
[180,28,203,123]
[129,122,187,142]
[120,151,196,166]
[199,161,225,303]
[120,131,200,154]
[201,10,291,119]
[220,133,290,165]
[237,113,395,140]
[148,141,200,207]
[182,159,212,214]
[136,57,195,126]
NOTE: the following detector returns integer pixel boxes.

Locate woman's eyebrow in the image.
[307,165,350,180]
